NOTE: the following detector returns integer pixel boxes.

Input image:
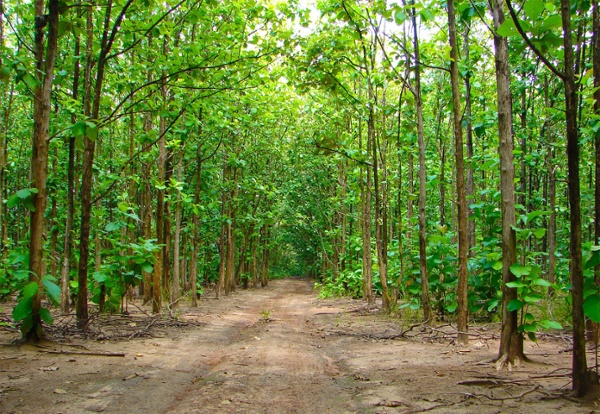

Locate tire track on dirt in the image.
[164,278,365,414]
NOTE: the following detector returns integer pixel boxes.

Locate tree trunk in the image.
[26,0,59,341]
[492,0,524,366]
[544,75,557,290]
[464,28,476,256]
[216,164,227,298]
[190,146,203,307]
[171,143,183,309]
[447,0,469,345]
[77,0,133,327]
[60,27,80,315]
[225,166,238,295]
[360,116,373,304]
[560,0,595,396]
[260,225,269,287]
[411,4,433,322]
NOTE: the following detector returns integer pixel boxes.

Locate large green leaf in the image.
[13,297,34,322]
[39,307,54,325]
[507,299,524,312]
[20,315,33,335]
[510,264,531,278]
[43,279,61,306]
[523,293,543,303]
[523,0,545,20]
[538,319,562,330]
[585,250,600,270]
[22,281,39,300]
[583,294,600,323]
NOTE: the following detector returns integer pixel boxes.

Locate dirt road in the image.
[0,278,596,413]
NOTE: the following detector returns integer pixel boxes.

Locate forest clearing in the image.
[0,278,597,413]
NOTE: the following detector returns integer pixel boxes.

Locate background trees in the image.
[1,0,599,396]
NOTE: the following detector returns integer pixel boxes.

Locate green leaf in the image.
[538,319,562,329]
[22,281,39,299]
[533,278,551,287]
[17,188,33,199]
[43,279,61,306]
[492,261,503,271]
[105,221,122,232]
[13,296,34,322]
[527,331,538,343]
[510,264,531,278]
[20,315,33,335]
[497,18,519,37]
[507,299,524,311]
[523,293,543,303]
[93,272,108,283]
[141,263,154,273]
[394,10,407,24]
[6,194,20,208]
[583,294,600,322]
[524,0,545,20]
[39,307,54,325]
[538,14,562,31]
[521,323,537,332]
[487,299,499,312]
[506,281,527,288]
[585,250,600,270]
[533,228,546,238]
[72,121,86,137]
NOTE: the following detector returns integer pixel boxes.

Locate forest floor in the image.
[1,277,599,413]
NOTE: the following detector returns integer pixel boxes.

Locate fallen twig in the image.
[38,349,125,357]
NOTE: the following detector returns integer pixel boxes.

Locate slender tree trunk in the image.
[519,87,528,265]
[141,56,153,305]
[224,168,238,295]
[560,0,595,396]
[492,0,525,366]
[260,225,269,287]
[464,28,476,256]
[544,76,557,289]
[0,0,4,255]
[171,143,183,309]
[360,117,373,305]
[190,148,203,307]
[411,4,433,322]
[61,28,80,315]
[26,0,59,341]
[77,0,134,327]
[448,0,469,345]
[216,164,227,298]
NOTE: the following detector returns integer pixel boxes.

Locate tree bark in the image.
[411,4,433,322]
[560,0,594,396]
[493,0,525,366]
[26,0,59,341]
[77,0,134,327]
[61,25,80,315]
[447,0,469,345]
[171,142,183,309]
[360,116,373,305]
[463,28,476,256]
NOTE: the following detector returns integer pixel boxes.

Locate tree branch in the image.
[504,0,565,80]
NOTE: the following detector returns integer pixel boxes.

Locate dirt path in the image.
[0,278,597,413]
